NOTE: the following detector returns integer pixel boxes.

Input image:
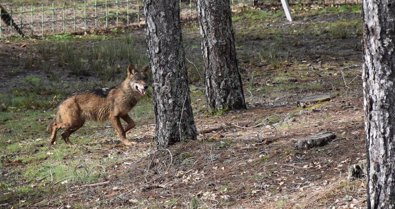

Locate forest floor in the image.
[0,5,366,209]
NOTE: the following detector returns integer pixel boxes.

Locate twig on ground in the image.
[141,184,166,192]
[72,181,110,188]
[186,57,202,78]
[227,122,266,129]
[340,69,349,89]
[144,148,174,183]
[199,125,226,134]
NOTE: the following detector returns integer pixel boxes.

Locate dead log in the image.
[297,93,332,108]
[294,132,336,150]
[0,4,25,37]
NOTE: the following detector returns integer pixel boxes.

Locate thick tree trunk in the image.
[363,0,395,207]
[144,0,197,147]
[197,0,246,112]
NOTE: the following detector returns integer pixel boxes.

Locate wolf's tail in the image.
[47,120,56,133]
[47,112,61,133]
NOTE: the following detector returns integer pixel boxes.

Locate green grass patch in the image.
[6,143,22,153]
[211,108,230,116]
[317,4,362,15]
[24,159,102,184]
[232,8,281,23]
[15,151,49,164]
[0,110,49,135]
[30,34,148,80]
[216,140,232,149]
[190,197,200,209]
[131,95,154,124]
[45,33,81,41]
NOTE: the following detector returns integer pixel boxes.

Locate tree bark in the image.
[197,0,246,112]
[363,0,395,207]
[144,0,197,147]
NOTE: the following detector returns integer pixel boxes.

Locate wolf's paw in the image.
[121,140,136,146]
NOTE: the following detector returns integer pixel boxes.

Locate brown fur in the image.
[48,64,149,146]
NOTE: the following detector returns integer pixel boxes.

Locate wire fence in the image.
[0,0,146,38]
[0,0,359,38]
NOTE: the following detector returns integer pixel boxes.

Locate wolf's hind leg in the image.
[61,122,84,144]
[121,114,135,133]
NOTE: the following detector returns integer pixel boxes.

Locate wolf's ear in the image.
[142,65,150,75]
[127,64,137,75]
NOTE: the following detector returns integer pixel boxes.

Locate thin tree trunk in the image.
[0,5,24,37]
[197,0,246,112]
[363,0,395,207]
[144,0,197,147]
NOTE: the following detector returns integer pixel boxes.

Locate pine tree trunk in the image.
[363,0,395,207]
[144,0,197,147]
[197,0,246,112]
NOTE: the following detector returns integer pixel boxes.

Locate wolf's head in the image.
[126,64,150,96]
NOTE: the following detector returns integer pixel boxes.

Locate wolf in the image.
[48,64,149,146]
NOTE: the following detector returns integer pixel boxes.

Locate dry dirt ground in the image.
[0,6,366,209]
[50,97,365,209]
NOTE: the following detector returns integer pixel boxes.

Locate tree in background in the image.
[0,4,24,37]
[144,0,197,146]
[197,0,246,112]
[363,0,395,207]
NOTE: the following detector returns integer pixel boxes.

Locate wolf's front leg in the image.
[121,114,135,133]
[110,115,134,146]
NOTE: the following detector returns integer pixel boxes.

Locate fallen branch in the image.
[199,125,226,134]
[227,122,266,129]
[72,181,110,188]
[141,184,166,192]
[144,148,174,183]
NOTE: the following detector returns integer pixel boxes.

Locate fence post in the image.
[126,0,129,25]
[116,0,119,26]
[21,5,25,34]
[94,0,97,29]
[0,8,2,39]
[105,0,108,28]
[62,3,65,33]
[189,0,192,17]
[10,7,13,36]
[41,4,44,36]
[137,0,140,26]
[73,2,76,32]
[30,5,34,36]
[51,2,55,33]
[281,0,293,22]
[84,0,87,30]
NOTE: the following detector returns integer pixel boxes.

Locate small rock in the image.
[294,132,336,150]
[0,103,7,112]
[221,195,231,201]
[344,195,353,202]
[128,199,139,204]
